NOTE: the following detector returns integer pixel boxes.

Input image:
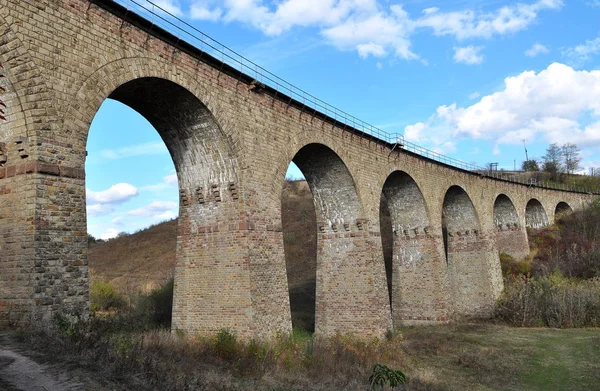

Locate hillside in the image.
[89,181,318,315]
[88,219,178,296]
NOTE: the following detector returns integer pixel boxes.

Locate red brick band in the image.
[0,161,84,180]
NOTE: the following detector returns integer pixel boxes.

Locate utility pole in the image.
[522,139,529,162]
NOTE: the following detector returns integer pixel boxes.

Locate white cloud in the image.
[186,0,560,61]
[155,210,178,221]
[87,204,115,217]
[415,0,563,40]
[422,7,439,15]
[525,42,549,57]
[100,228,121,241]
[404,63,600,152]
[404,122,426,142]
[87,183,139,204]
[357,43,387,58]
[468,91,481,100]
[164,174,178,185]
[99,142,167,159]
[151,0,184,17]
[321,7,416,60]
[563,36,600,68]
[432,141,456,155]
[453,46,484,65]
[141,174,179,192]
[191,0,222,21]
[127,201,178,217]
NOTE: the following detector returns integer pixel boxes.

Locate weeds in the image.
[13,314,411,391]
[496,273,600,327]
[368,363,406,390]
[90,281,125,312]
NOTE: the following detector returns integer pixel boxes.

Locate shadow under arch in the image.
[283,143,391,336]
[555,201,573,218]
[525,199,549,229]
[380,171,448,325]
[442,185,502,316]
[493,194,529,258]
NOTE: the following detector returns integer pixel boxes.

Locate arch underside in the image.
[83,76,291,338]
[555,202,572,217]
[291,143,391,336]
[526,199,549,229]
[443,186,502,316]
[494,194,529,259]
[381,171,448,324]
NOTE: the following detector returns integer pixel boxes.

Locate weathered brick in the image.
[0,0,593,338]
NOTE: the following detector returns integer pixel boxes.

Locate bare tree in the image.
[562,143,581,175]
[542,143,563,181]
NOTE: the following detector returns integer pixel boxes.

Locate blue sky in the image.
[86,0,600,239]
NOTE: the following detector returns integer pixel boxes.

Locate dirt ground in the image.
[0,335,120,391]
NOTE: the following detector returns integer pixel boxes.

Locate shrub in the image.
[137,278,174,328]
[213,328,238,360]
[90,282,125,312]
[499,252,531,277]
[496,273,600,327]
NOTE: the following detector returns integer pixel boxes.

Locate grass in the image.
[4,322,599,390]
[399,324,600,390]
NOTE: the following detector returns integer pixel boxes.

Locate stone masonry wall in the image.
[0,0,595,336]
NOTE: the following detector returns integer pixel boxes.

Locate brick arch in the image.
[291,143,364,229]
[281,142,364,333]
[493,194,519,228]
[61,57,242,174]
[526,198,549,228]
[555,201,573,217]
[279,141,390,336]
[443,185,499,315]
[272,136,367,220]
[493,194,529,258]
[57,58,254,335]
[442,185,482,233]
[380,170,447,325]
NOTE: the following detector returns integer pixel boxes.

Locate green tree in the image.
[562,143,581,175]
[542,143,563,181]
[522,160,540,171]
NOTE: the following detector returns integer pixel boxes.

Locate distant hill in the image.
[89,219,178,296]
[89,180,318,328]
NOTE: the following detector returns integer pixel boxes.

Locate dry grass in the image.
[7,321,600,390]
[88,219,178,297]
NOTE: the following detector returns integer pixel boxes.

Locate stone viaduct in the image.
[0,0,595,338]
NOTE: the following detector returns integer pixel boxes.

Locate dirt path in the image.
[0,345,85,391]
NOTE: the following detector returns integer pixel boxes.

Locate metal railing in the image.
[106,0,597,195]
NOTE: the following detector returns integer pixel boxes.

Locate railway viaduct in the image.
[0,0,595,338]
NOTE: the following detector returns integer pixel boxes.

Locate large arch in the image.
[442,186,502,316]
[380,171,448,325]
[493,194,529,258]
[284,143,391,337]
[525,199,549,229]
[40,58,292,338]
